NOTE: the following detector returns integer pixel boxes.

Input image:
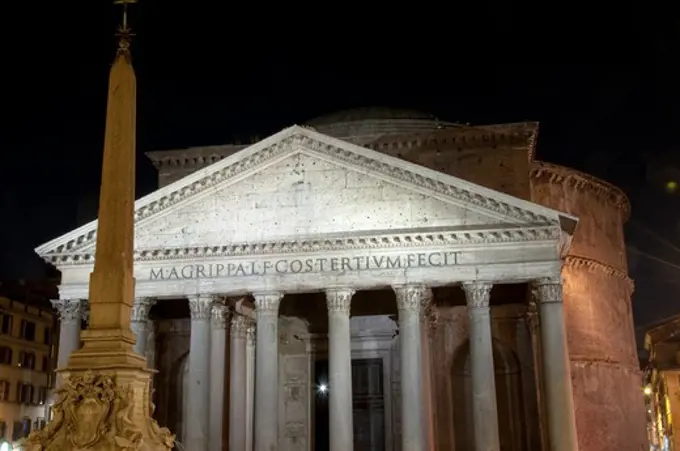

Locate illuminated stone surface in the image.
[34,109,645,451]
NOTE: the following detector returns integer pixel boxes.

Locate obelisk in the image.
[24,2,175,450]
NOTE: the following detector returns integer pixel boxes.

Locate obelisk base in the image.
[23,336,175,451]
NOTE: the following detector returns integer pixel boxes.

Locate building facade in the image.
[0,296,56,443]
[643,315,680,450]
[37,109,647,451]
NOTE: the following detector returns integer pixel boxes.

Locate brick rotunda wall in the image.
[530,161,648,451]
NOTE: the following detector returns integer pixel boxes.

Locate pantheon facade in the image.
[37,109,646,451]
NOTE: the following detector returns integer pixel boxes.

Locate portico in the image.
[37,126,579,451]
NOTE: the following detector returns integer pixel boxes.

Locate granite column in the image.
[463,281,500,451]
[326,288,355,451]
[254,292,283,451]
[210,303,229,451]
[187,294,214,451]
[534,279,578,451]
[229,314,249,451]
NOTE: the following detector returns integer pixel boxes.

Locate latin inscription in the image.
[148,251,462,281]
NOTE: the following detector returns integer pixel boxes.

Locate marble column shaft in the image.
[51,299,85,385]
[421,292,436,451]
[246,323,256,451]
[229,314,249,451]
[254,292,283,451]
[534,280,579,451]
[52,299,84,367]
[394,285,428,451]
[326,288,355,451]
[463,282,501,451]
[210,303,230,451]
[130,297,156,357]
[187,295,214,451]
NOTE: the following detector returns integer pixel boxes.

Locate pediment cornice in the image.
[36,126,572,261]
[44,224,561,266]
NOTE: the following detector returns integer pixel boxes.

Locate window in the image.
[18,351,35,369]
[0,347,12,365]
[20,320,36,341]
[0,381,9,401]
[43,327,51,345]
[0,420,6,439]
[12,421,22,441]
[37,387,47,405]
[16,384,34,404]
[22,417,31,437]
[42,356,49,373]
[0,314,11,334]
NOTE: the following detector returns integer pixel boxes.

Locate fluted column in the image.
[51,299,85,382]
[210,303,230,451]
[394,285,428,451]
[463,281,500,451]
[187,294,214,451]
[130,297,156,357]
[326,288,355,451]
[253,292,283,451]
[246,321,256,451]
[229,314,249,451]
[534,279,578,451]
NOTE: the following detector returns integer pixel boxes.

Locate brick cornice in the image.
[531,161,631,221]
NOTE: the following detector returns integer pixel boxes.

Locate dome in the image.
[304,107,460,140]
[306,107,438,126]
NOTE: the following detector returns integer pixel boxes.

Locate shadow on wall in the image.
[452,339,526,451]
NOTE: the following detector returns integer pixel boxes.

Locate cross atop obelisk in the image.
[23,2,175,449]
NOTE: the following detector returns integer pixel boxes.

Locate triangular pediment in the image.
[36,126,575,263]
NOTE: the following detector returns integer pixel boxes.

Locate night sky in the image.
[2,2,678,327]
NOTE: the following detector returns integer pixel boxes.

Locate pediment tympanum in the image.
[36,126,575,275]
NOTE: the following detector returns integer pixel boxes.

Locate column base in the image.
[22,365,175,451]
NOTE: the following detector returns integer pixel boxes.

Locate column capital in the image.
[131,297,156,322]
[50,299,85,325]
[326,288,355,315]
[532,278,563,304]
[211,303,231,329]
[462,281,493,309]
[188,294,216,320]
[230,314,250,338]
[252,292,283,316]
[393,284,430,312]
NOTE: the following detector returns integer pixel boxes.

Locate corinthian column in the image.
[210,303,230,451]
[253,292,283,451]
[130,297,156,357]
[229,314,249,451]
[326,288,355,451]
[186,294,214,451]
[421,290,435,451]
[246,321,256,451]
[393,285,428,451]
[50,299,84,382]
[533,279,578,451]
[462,281,500,451]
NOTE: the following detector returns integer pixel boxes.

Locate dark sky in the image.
[2,2,679,326]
